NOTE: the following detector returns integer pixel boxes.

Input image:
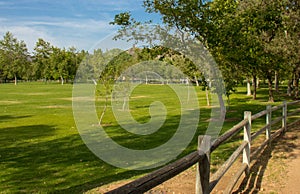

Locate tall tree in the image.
[0,32,29,85]
[33,38,53,81]
[270,0,300,99]
[143,0,290,102]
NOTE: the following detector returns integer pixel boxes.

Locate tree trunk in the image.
[194,76,199,86]
[99,94,108,125]
[287,79,293,96]
[295,79,299,99]
[227,95,230,106]
[257,77,260,89]
[267,76,274,102]
[218,93,226,120]
[252,75,257,100]
[186,77,189,85]
[246,78,251,96]
[205,87,210,107]
[61,76,64,85]
[145,75,148,84]
[122,97,128,111]
[14,75,17,85]
[293,70,299,99]
[274,71,279,93]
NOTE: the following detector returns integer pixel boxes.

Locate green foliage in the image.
[0,32,30,84]
[110,12,132,26]
[33,38,53,80]
[139,0,300,101]
[0,32,86,84]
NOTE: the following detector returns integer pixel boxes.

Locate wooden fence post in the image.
[243,111,251,173]
[196,135,211,194]
[266,105,272,141]
[282,101,287,132]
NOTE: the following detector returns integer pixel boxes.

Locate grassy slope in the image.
[0,82,297,193]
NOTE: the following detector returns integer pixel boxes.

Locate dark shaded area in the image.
[0,115,33,122]
[0,125,55,142]
[0,124,150,193]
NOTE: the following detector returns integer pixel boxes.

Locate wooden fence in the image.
[107,100,300,194]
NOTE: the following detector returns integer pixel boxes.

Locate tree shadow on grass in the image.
[0,124,150,193]
[0,108,211,193]
[0,125,55,143]
[0,115,33,122]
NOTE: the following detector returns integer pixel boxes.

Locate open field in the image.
[0,82,298,193]
[0,82,141,193]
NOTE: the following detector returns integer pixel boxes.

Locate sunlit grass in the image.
[0,82,298,193]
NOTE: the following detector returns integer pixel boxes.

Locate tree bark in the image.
[252,75,257,100]
[275,71,279,93]
[267,76,274,102]
[145,75,148,84]
[287,79,293,96]
[295,79,299,99]
[293,70,299,99]
[194,76,199,86]
[14,75,17,85]
[205,87,210,106]
[218,93,226,120]
[61,76,64,85]
[246,78,251,96]
[122,97,128,111]
[99,94,108,125]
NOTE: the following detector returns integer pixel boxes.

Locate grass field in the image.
[0,82,298,193]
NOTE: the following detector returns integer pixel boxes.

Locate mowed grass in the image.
[0,82,209,193]
[97,84,207,151]
[0,82,298,193]
[0,82,140,193]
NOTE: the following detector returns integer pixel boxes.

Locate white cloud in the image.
[0,16,117,53]
[0,25,59,52]
[0,0,150,53]
[25,18,114,32]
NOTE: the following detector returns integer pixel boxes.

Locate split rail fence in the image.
[107,100,300,194]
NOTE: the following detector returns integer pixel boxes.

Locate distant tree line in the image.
[111,0,300,101]
[0,32,88,85]
[0,32,198,86]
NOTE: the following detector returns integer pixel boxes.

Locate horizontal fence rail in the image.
[107,151,204,194]
[107,100,300,194]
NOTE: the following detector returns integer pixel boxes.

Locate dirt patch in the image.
[233,121,300,194]
[259,122,300,194]
[86,181,132,194]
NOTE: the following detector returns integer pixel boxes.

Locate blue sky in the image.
[0,0,160,53]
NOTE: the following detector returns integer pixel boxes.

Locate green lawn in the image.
[0,82,297,193]
[0,82,135,193]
